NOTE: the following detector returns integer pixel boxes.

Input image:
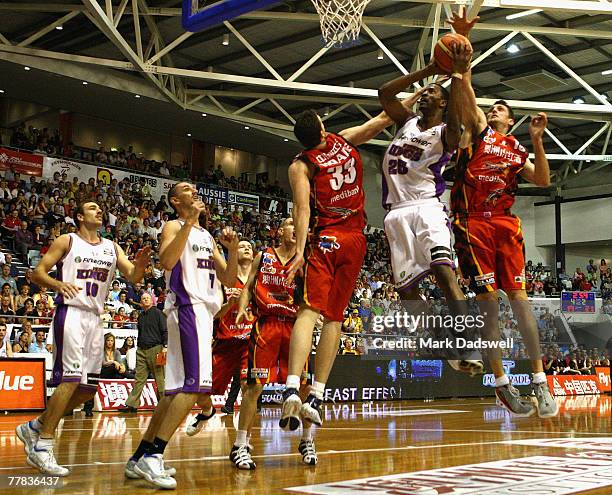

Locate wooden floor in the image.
[1,395,611,494]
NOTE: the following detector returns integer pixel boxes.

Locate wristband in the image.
[451,72,464,80]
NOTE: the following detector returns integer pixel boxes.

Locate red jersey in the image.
[297,133,366,232]
[254,247,298,318]
[451,126,528,214]
[215,278,255,340]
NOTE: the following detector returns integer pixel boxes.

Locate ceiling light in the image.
[602,69,612,76]
[505,9,542,20]
[56,25,63,30]
[135,94,141,98]
[24,66,31,71]
[506,44,520,54]
[244,126,250,130]
[97,141,101,145]
[572,96,585,104]
[82,81,88,85]
[377,49,384,60]
[201,113,207,117]
[324,106,330,116]
[283,138,289,142]
[222,34,229,46]
[187,133,192,137]
[0,89,4,94]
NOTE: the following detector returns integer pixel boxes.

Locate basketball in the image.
[434,33,471,74]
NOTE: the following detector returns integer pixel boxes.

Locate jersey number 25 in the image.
[327,157,357,191]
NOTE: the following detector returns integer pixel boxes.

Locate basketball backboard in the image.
[182,0,280,32]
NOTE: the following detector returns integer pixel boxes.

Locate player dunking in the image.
[16,201,151,476]
[230,218,315,470]
[280,109,400,430]
[186,239,256,436]
[124,182,239,489]
[378,41,483,374]
[449,11,558,417]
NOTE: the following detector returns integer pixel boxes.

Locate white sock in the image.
[532,372,546,384]
[35,438,53,451]
[301,424,312,441]
[312,381,325,400]
[30,418,43,432]
[234,430,248,447]
[495,375,510,387]
[286,375,300,390]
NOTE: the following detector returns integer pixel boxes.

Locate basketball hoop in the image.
[311,0,371,48]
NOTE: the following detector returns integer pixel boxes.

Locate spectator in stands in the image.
[29,329,51,353]
[112,291,133,315]
[343,309,363,334]
[13,331,31,354]
[0,265,18,295]
[17,269,40,294]
[15,284,30,309]
[112,307,130,329]
[0,295,15,322]
[109,280,121,301]
[600,259,608,282]
[14,221,34,260]
[563,352,581,375]
[100,333,126,379]
[118,336,135,356]
[33,299,52,325]
[342,338,360,355]
[586,259,597,276]
[577,351,592,375]
[0,320,13,357]
[1,283,15,311]
[16,298,36,319]
[33,286,54,310]
[573,268,586,290]
[543,350,560,375]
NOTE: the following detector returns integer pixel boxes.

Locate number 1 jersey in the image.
[381,116,451,208]
[297,133,366,232]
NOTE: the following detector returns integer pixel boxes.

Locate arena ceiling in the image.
[0,0,611,191]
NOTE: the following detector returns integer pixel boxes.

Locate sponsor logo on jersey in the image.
[475,272,495,286]
[477,174,506,183]
[192,244,212,254]
[75,256,82,263]
[103,248,114,256]
[483,143,523,164]
[197,258,215,269]
[318,235,340,254]
[515,275,526,283]
[261,252,277,274]
[483,134,497,144]
[330,185,360,204]
[81,257,113,267]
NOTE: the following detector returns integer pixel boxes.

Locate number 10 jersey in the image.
[381,116,451,208]
[297,133,366,233]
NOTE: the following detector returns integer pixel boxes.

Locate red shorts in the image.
[302,229,366,322]
[247,315,308,385]
[211,338,249,394]
[452,214,526,294]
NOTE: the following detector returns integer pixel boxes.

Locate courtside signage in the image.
[287,453,612,494]
[0,358,46,410]
[503,438,612,451]
[548,375,603,395]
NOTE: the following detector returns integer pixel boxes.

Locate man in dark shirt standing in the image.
[121,293,167,412]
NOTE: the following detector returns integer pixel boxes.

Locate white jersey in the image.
[381,116,451,207]
[56,233,117,313]
[164,221,221,314]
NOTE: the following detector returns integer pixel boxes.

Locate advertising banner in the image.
[228,190,259,210]
[196,182,228,205]
[0,357,46,411]
[260,196,286,214]
[548,374,603,395]
[0,147,44,176]
[594,366,611,392]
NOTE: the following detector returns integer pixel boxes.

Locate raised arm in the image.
[212,227,239,288]
[520,113,551,187]
[158,201,206,271]
[378,62,439,126]
[31,234,81,300]
[444,41,474,152]
[235,252,261,325]
[286,159,311,284]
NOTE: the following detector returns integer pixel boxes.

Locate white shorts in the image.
[50,305,103,389]
[384,199,454,291]
[165,303,214,395]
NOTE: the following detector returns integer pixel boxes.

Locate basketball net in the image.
[311,0,371,48]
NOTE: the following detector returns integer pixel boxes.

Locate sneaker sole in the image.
[536,402,559,418]
[279,399,302,431]
[495,396,537,418]
[125,468,142,479]
[26,457,70,477]
[300,404,323,427]
[15,426,33,455]
[133,464,176,489]
[185,425,203,437]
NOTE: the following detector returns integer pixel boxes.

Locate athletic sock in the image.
[234,430,248,447]
[35,437,53,451]
[151,437,168,455]
[312,381,325,400]
[30,418,43,432]
[286,375,300,390]
[495,375,510,387]
[131,440,153,461]
[532,372,547,385]
[301,424,312,442]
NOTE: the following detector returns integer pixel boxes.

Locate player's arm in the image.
[31,234,81,299]
[443,42,473,152]
[214,286,241,319]
[235,252,261,325]
[339,95,422,146]
[378,63,439,126]
[520,113,551,187]
[286,159,311,285]
[115,243,152,284]
[212,228,239,288]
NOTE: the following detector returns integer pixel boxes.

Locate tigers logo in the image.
[261,252,277,274]
[318,236,340,254]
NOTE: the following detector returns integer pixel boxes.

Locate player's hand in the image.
[286,254,305,285]
[529,112,548,140]
[449,7,479,37]
[133,246,153,269]
[235,305,248,326]
[451,40,473,74]
[219,227,239,250]
[228,288,242,302]
[426,58,445,75]
[57,282,81,300]
[186,200,207,226]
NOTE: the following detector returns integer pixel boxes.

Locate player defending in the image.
[124,182,239,488]
[449,10,558,417]
[16,201,151,476]
[230,218,315,469]
[186,239,256,436]
[280,108,400,430]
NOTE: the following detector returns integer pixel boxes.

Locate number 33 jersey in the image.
[56,233,118,312]
[297,133,366,232]
[382,116,451,208]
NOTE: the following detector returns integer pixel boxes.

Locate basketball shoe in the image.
[448,360,485,377]
[533,381,559,418]
[16,420,40,454]
[125,459,176,479]
[495,384,536,417]
[27,446,70,476]
[279,388,302,431]
[230,444,256,470]
[298,439,318,465]
[300,394,323,427]
[134,454,176,489]
[185,408,216,436]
